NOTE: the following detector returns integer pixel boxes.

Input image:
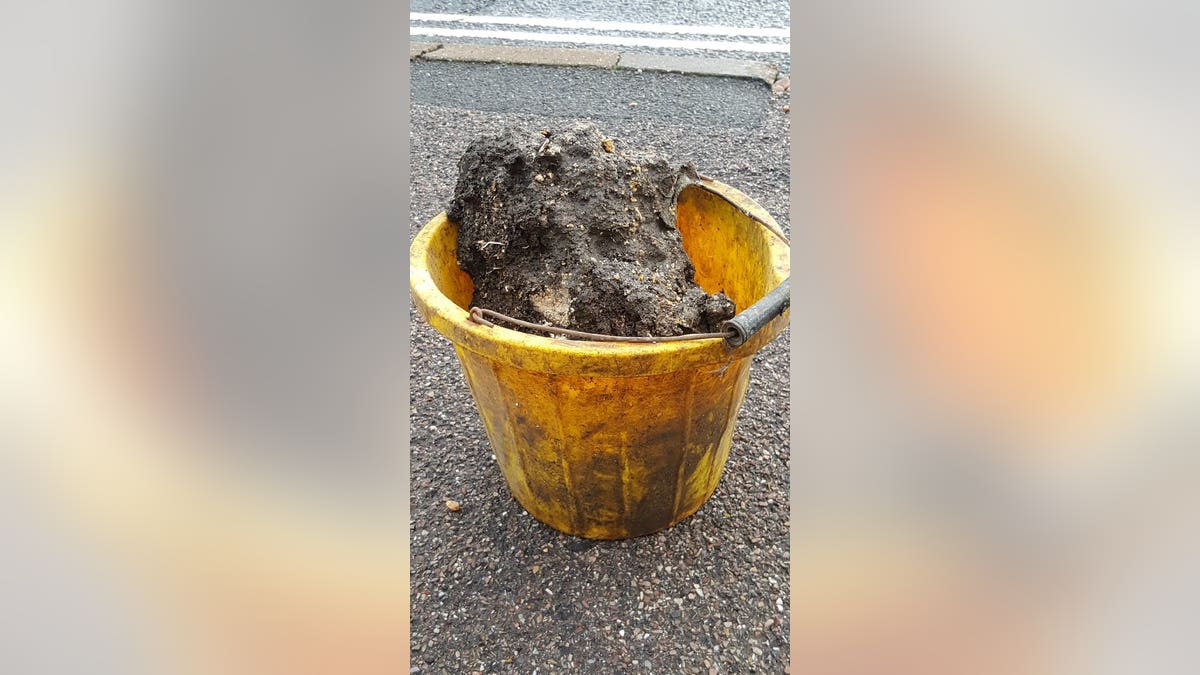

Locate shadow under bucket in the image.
[410,179,790,539]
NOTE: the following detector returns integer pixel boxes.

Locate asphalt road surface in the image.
[409,1,791,71]
[409,60,791,673]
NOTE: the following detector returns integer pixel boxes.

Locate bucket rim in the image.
[409,179,790,376]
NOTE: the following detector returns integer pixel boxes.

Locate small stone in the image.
[535,174,545,182]
[629,101,638,107]
[445,499,461,512]
[602,138,615,153]
[782,104,790,113]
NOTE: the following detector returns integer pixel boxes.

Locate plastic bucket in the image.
[410,179,790,539]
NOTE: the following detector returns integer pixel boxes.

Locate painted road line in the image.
[409,27,789,54]
[410,13,790,40]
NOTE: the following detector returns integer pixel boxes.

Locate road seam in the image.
[615,52,777,86]
[421,43,620,69]
[411,42,786,88]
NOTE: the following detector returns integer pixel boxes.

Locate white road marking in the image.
[410,12,790,40]
[409,27,789,54]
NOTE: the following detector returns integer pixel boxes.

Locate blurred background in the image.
[2,2,408,674]
[792,2,1200,674]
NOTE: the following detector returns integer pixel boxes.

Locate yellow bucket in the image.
[410,179,790,539]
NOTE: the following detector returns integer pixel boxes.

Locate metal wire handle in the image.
[469,307,735,343]
[468,275,789,348]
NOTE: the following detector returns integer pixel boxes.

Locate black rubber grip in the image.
[720,278,790,348]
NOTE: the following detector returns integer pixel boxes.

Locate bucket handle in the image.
[469,280,788,349]
[720,277,790,348]
[467,175,790,347]
[468,306,732,343]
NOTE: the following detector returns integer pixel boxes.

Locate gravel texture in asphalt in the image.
[410,61,790,674]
